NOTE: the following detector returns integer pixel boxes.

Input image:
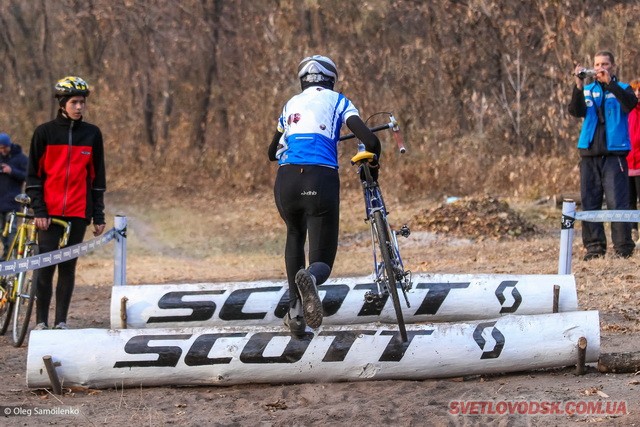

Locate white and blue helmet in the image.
[297,55,338,84]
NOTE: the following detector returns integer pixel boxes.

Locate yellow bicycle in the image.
[0,194,70,347]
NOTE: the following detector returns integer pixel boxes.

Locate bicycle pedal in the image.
[364,291,385,304]
[396,225,411,238]
[364,291,377,303]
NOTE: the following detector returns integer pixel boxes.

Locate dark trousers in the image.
[629,175,640,231]
[580,156,635,256]
[35,217,88,326]
[274,165,339,304]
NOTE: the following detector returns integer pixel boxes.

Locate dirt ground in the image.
[0,191,639,426]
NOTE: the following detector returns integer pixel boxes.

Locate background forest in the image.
[1,0,640,200]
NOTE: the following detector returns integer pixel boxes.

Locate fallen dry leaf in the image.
[264,399,288,412]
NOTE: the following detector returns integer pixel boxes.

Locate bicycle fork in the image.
[365,209,413,308]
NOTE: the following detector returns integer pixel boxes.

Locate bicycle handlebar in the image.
[339,113,406,154]
[11,212,72,246]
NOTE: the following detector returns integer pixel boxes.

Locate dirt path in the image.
[0,194,638,426]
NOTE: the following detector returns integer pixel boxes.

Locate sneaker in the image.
[33,323,48,331]
[614,251,633,259]
[53,322,69,330]
[283,312,307,338]
[294,269,323,328]
[583,252,605,261]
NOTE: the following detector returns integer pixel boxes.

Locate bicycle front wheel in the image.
[373,210,408,342]
[12,245,38,347]
[0,276,15,335]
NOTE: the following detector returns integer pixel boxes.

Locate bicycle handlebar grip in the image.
[388,114,406,154]
[393,129,406,154]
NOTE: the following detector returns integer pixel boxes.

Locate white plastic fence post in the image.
[558,201,576,275]
[114,215,127,286]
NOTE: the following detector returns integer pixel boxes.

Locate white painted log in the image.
[27,311,599,389]
[110,274,578,329]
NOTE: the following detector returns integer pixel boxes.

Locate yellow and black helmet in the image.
[54,76,90,98]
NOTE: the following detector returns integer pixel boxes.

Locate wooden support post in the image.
[42,355,62,395]
[575,336,587,375]
[552,285,560,313]
[120,297,128,329]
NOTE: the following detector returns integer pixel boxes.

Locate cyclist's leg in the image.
[274,166,307,303]
[291,167,339,328]
[53,218,87,327]
[35,227,61,327]
[306,166,340,286]
[274,166,312,335]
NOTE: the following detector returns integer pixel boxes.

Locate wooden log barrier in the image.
[27,310,599,389]
[598,351,640,373]
[110,274,578,329]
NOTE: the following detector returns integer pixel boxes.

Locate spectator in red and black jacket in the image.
[26,76,106,331]
[626,79,640,241]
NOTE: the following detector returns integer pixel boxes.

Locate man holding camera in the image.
[568,50,638,260]
[0,133,28,260]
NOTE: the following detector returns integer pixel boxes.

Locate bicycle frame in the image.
[0,194,71,346]
[4,212,38,264]
[343,112,412,342]
[359,163,412,304]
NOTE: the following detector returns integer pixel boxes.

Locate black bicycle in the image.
[340,113,412,342]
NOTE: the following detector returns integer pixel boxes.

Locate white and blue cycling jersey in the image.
[276,86,359,168]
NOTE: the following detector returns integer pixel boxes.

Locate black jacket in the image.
[0,143,28,212]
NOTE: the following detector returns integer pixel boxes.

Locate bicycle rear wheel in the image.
[373,210,408,342]
[12,245,38,347]
[0,276,15,335]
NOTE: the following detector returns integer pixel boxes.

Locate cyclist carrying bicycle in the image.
[268,55,380,337]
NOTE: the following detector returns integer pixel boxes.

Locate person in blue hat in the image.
[0,132,28,260]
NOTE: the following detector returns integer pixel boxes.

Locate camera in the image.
[576,68,597,79]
